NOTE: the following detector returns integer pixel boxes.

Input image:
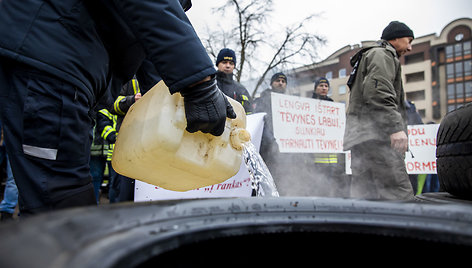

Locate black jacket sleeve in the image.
[113,0,216,93]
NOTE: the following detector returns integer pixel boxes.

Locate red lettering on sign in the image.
[406,161,437,172]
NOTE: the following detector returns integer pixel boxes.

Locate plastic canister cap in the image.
[230,129,251,150]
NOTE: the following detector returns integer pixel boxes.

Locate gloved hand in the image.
[180,76,237,136]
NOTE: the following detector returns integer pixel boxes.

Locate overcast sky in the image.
[187,0,472,60]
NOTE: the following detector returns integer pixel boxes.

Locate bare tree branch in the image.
[201,0,325,95]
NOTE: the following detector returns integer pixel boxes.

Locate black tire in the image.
[0,197,471,268]
[436,103,472,199]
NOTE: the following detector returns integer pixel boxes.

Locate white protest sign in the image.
[271,92,346,153]
[134,113,266,202]
[405,124,439,174]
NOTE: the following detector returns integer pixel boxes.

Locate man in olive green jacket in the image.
[344,21,415,200]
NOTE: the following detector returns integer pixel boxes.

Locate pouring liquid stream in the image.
[242,142,279,197]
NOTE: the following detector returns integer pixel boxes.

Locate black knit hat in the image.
[216,48,236,66]
[381,21,414,41]
[270,72,287,84]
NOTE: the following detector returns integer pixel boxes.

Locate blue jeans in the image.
[0,154,18,214]
[90,155,106,203]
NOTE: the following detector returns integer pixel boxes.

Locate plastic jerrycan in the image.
[112,80,251,192]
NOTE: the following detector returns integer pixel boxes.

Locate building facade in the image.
[290,18,472,123]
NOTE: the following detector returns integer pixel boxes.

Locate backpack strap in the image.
[347,42,386,90]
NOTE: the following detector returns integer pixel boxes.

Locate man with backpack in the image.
[344,21,415,200]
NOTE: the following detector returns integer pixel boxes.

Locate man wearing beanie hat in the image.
[343,21,415,200]
[215,48,253,114]
[269,72,288,94]
[253,72,291,193]
[312,77,333,101]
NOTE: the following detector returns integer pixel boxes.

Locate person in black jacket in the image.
[215,48,253,114]
[0,0,235,216]
[253,72,291,194]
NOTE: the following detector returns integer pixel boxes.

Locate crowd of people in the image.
[0,0,440,221]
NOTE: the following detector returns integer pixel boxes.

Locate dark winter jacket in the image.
[405,100,423,125]
[216,71,253,114]
[253,89,278,158]
[0,0,215,106]
[343,40,408,150]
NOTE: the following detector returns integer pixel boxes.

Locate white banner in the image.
[345,125,440,175]
[405,124,439,174]
[271,92,346,153]
[134,113,266,201]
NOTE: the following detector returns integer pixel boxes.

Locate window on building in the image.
[325,71,332,80]
[455,43,463,58]
[405,71,425,83]
[447,84,455,100]
[338,85,347,95]
[447,104,456,112]
[455,62,463,77]
[455,33,464,42]
[439,48,446,64]
[464,60,472,77]
[406,90,425,102]
[405,52,425,65]
[465,81,472,100]
[464,41,471,56]
[338,68,346,78]
[447,63,455,79]
[446,45,454,59]
[456,83,464,100]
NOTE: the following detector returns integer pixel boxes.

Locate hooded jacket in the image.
[0,0,214,106]
[343,40,408,150]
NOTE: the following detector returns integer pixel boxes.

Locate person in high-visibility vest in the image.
[108,78,144,202]
[95,108,118,203]
[311,78,348,197]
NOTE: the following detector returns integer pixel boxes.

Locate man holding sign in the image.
[344,21,415,200]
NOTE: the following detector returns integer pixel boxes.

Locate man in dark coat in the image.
[215,48,253,114]
[0,0,235,216]
[253,72,292,194]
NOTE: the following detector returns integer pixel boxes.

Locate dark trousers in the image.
[116,174,135,202]
[0,60,96,216]
[350,141,414,200]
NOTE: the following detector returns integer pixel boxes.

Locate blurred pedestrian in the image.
[216,48,253,114]
[344,21,415,200]
[254,72,295,195]
[0,122,18,221]
[311,78,347,197]
[0,0,235,216]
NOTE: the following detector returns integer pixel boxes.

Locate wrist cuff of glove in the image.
[180,75,216,98]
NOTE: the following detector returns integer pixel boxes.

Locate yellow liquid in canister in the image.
[112,81,250,192]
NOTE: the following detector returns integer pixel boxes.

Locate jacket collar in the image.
[216,71,234,83]
[382,40,400,58]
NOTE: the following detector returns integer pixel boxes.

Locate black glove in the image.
[180,76,237,136]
